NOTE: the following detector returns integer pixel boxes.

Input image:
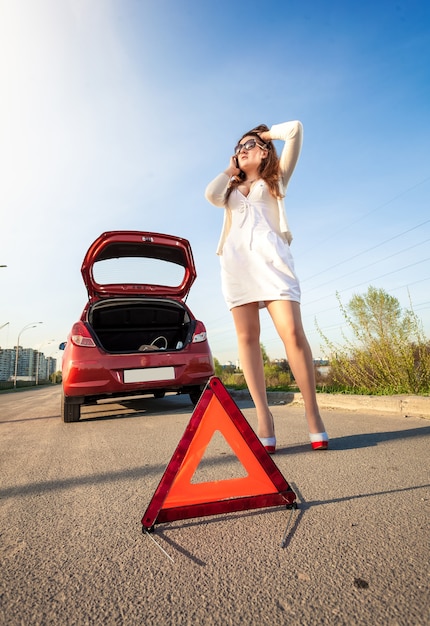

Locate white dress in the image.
[205,120,303,310]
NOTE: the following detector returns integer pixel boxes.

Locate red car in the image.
[60,231,215,422]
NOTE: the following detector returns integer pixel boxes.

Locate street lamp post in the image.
[14,322,43,388]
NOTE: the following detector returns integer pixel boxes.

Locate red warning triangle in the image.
[142,377,296,529]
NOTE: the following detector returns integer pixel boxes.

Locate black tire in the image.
[153,391,165,399]
[189,387,202,406]
[61,394,81,423]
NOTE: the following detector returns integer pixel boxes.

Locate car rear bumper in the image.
[62,350,214,398]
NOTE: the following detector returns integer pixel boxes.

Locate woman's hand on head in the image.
[257,130,271,143]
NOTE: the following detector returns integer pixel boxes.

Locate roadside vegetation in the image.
[0,372,62,393]
[214,344,294,392]
[317,287,430,395]
[215,287,430,396]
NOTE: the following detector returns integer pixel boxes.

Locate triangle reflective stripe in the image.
[141,377,296,530]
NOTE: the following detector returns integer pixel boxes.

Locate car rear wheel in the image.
[153,391,166,399]
[189,387,203,406]
[61,394,81,423]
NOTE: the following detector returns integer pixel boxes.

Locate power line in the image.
[302,267,430,311]
[299,175,430,255]
[301,218,430,284]
[302,236,430,293]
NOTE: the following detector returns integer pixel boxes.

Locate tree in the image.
[347,286,411,345]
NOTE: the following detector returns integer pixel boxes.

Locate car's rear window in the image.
[92,256,186,288]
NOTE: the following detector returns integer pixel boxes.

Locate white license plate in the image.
[124,367,175,383]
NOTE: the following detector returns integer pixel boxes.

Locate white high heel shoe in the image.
[309,431,329,450]
[258,436,276,454]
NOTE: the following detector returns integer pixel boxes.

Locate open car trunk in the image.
[88,298,193,353]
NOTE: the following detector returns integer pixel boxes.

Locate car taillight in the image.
[70,322,96,348]
[192,321,208,343]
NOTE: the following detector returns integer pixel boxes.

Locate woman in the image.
[205,119,328,453]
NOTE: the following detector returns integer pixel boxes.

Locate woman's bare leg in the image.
[266,300,326,434]
[231,303,274,438]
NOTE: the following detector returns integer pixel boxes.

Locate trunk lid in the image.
[81,231,197,300]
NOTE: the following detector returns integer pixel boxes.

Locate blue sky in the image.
[0,0,429,366]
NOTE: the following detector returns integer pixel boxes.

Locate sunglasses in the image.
[234,138,267,155]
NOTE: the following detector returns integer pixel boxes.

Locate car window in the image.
[92,256,186,287]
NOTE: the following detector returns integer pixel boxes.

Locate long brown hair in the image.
[225,124,282,203]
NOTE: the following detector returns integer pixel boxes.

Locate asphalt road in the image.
[1,386,429,626]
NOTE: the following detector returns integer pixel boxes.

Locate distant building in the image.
[0,346,57,382]
[0,348,14,381]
